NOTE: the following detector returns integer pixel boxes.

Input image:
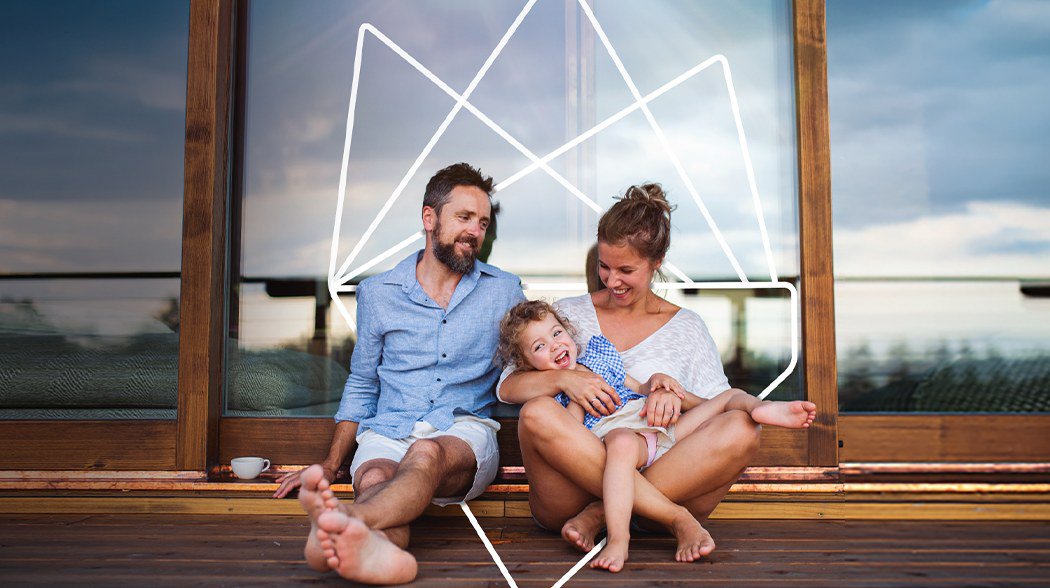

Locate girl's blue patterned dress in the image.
[555,335,645,429]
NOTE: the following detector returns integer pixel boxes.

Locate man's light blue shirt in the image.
[335,250,525,439]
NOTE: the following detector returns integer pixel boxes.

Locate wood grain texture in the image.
[2,515,1049,587]
[841,415,1050,463]
[177,0,234,471]
[0,422,175,470]
[793,0,838,467]
[2,496,1048,521]
[218,418,336,465]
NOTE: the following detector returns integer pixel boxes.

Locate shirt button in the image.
[441,353,447,358]
[436,378,441,382]
[442,319,447,324]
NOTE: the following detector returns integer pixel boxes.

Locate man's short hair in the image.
[424,163,494,215]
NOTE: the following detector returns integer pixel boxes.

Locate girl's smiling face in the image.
[520,313,577,371]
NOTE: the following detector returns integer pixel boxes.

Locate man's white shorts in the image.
[348,416,500,506]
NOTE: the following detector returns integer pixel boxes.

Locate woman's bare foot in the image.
[590,536,629,573]
[299,465,335,572]
[317,509,418,585]
[750,400,817,429]
[561,501,605,552]
[669,509,715,562]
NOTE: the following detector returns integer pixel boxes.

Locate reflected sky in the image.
[828,0,1050,277]
[239,0,798,280]
[1,1,1046,281]
[0,0,188,272]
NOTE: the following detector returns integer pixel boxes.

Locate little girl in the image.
[497,300,817,572]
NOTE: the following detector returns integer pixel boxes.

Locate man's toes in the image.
[318,509,350,534]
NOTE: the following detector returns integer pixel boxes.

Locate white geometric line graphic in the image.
[576,0,753,283]
[328,26,751,288]
[331,0,542,286]
[460,502,519,588]
[326,1,800,585]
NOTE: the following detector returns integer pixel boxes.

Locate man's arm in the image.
[273,420,359,498]
[273,283,383,498]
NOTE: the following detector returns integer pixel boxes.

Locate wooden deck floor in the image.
[1,514,1048,586]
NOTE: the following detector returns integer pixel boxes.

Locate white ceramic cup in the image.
[231,457,270,480]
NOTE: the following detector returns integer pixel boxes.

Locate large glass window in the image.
[0,1,189,419]
[828,1,1050,412]
[229,0,801,416]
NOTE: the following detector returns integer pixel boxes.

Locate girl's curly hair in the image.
[496,300,576,369]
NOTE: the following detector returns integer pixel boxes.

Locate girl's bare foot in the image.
[590,537,629,573]
[670,510,715,562]
[561,501,605,552]
[317,509,418,584]
[751,400,817,429]
[298,465,334,572]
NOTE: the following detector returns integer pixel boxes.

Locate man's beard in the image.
[431,218,479,275]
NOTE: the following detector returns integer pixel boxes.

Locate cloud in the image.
[51,57,186,112]
[834,200,1050,278]
[0,112,146,141]
[0,198,182,272]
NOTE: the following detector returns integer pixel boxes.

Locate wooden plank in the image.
[793,0,839,468]
[177,0,234,471]
[753,427,808,465]
[0,421,175,470]
[3,515,1049,586]
[218,417,335,464]
[841,415,1050,462]
[2,497,1047,520]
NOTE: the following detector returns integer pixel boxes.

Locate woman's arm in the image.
[500,368,622,417]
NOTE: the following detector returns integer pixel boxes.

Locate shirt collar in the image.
[382,249,496,291]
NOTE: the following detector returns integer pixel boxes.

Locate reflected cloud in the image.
[834,200,1050,278]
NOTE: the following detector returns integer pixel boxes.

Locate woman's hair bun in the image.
[597,182,675,262]
[623,183,675,216]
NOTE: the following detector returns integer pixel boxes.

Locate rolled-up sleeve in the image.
[335,283,382,423]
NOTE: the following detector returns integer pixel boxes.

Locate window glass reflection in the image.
[0,1,188,419]
[828,0,1050,412]
[229,0,800,415]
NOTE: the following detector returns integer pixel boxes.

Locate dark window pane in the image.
[828,0,1050,412]
[0,1,189,419]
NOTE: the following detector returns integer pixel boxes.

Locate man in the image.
[273,163,525,584]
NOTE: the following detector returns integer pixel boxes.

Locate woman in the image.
[498,183,815,562]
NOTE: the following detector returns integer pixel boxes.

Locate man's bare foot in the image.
[317,509,418,585]
[561,501,605,552]
[669,510,715,562]
[299,465,336,572]
[590,537,629,573]
[751,400,817,429]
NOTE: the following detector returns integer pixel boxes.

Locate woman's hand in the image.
[640,389,683,427]
[646,373,686,399]
[559,369,621,417]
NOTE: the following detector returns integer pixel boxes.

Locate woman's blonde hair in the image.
[496,300,576,369]
[597,183,675,264]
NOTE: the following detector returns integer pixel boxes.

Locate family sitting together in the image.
[272,162,817,584]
